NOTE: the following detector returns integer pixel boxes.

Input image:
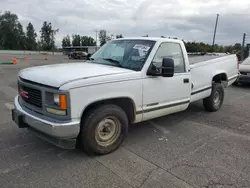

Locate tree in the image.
[224,45,233,53]
[184,41,213,53]
[16,22,26,49]
[212,44,219,53]
[233,43,241,51]
[40,21,58,51]
[51,28,59,53]
[26,22,37,50]
[36,40,43,51]
[72,34,81,46]
[218,46,224,53]
[62,35,71,47]
[0,11,24,50]
[116,34,123,39]
[87,36,96,46]
[81,36,96,46]
[99,29,108,46]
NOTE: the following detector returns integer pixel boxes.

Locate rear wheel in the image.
[203,83,224,112]
[79,104,128,155]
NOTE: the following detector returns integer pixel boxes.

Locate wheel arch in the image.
[80,97,137,125]
[212,72,228,85]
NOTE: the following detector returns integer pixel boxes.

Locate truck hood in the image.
[19,62,132,88]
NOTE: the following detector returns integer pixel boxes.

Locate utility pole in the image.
[95,30,98,51]
[247,43,250,58]
[241,33,246,61]
[212,14,219,52]
[212,14,219,51]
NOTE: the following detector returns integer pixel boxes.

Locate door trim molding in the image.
[228,74,238,81]
[191,86,212,95]
[136,99,190,114]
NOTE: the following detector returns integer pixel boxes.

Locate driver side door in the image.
[142,42,191,121]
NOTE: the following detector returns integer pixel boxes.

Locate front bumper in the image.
[12,96,80,149]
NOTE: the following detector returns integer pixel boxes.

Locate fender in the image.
[211,71,228,87]
[79,96,137,119]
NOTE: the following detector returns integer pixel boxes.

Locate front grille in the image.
[18,82,42,108]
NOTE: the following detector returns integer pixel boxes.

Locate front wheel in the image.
[79,104,128,155]
[203,83,224,112]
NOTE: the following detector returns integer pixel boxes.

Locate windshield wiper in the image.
[102,58,122,67]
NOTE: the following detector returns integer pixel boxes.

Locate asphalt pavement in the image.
[0,54,250,188]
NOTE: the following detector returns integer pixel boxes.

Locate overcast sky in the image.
[1,0,250,47]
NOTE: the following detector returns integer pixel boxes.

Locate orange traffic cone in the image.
[24,56,28,60]
[12,58,17,64]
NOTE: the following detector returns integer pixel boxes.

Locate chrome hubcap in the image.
[213,91,221,106]
[95,116,121,147]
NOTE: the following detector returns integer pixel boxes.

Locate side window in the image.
[152,42,185,73]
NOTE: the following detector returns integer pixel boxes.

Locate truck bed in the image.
[189,54,238,103]
[188,54,230,65]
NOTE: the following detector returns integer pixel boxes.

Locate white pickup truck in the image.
[12,37,239,155]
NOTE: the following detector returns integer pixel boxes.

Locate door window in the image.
[152,42,186,73]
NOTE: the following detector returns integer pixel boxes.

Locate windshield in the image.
[90,39,156,71]
[242,57,250,65]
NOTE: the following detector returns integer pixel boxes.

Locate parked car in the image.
[12,37,239,155]
[71,51,88,59]
[234,56,250,84]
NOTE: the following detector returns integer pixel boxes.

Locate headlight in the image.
[46,93,68,115]
[52,93,67,110]
[53,94,60,105]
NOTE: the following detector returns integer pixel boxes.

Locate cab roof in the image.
[113,37,183,43]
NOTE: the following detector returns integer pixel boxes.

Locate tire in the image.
[79,104,128,155]
[203,83,224,112]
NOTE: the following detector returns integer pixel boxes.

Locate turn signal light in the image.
[59,94,67,110]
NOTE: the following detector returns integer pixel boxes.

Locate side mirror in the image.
[149,64,157,76]
[146,64,161,76]
[162,58,174,77]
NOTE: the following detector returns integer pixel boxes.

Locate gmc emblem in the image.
[19,89,29,99]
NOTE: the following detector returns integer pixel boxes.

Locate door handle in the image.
[183,78,189,83]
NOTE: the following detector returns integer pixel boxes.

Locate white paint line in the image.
[5,102,14,110]
[149,121,170,134]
